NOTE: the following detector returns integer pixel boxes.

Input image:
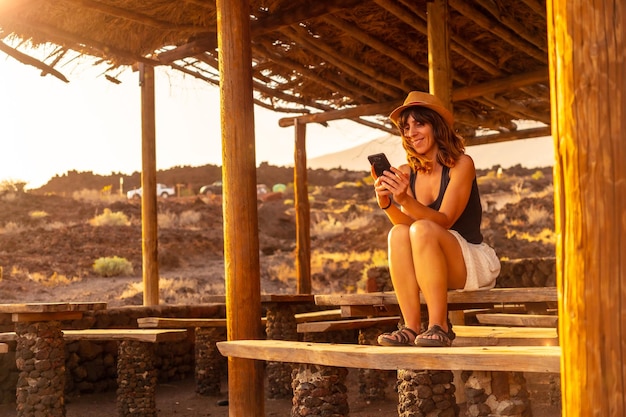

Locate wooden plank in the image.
[294,309,343,323]
[0,343,8,353]
[62,329,187,343]
[0,302,105,314]
[315,288,558,308]
[453,325,559,347]
[297,317,400,333]
[217,340,561,373]
[0,333,15,342]
[138,317,228,328]
[260,294,315,303]
[475,314,558,328]
[12,311,83,323]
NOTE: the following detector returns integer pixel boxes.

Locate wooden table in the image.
[314,287,558,318]
[0,302,106,417]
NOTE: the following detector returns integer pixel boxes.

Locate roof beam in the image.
[251,0,364,35]
[0,41,69,82]
[453,68,549,101]
[158,0,364,63]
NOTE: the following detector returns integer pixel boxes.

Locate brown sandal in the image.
[414,324,453,347]
[377,325,418,346]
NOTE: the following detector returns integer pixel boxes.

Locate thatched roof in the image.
[0,0,551,144]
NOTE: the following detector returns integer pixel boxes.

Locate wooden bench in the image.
[218,339,561,415]
[315,287,558,317]
[475,313,558,328]
[217,339,561,373]
[0,329,187,417]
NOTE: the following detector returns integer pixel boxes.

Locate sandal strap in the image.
[417,324,452,346]
[381,325,418,344]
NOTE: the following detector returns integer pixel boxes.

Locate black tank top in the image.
[409,166,483,244]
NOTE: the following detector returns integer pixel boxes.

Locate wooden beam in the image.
[217,0,264,415]
[139,63,159,307]
[278,101,395,127]
[474,0,548,52]
[427,0,452,109]
[547,0,626,415]
[0,42,69,82]
[322,14,429,80]
[464,126,551,146]
[251,0,364,36]
[294,120,311,294]
[158,0,364,64]
[21,19,158,67]
[453,68,549,101]
[157,37,218,64]
[283,25,405,97]
[449,0,546,62]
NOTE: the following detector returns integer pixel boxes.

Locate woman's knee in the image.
[409,219,441,241]
[388,224,410,247]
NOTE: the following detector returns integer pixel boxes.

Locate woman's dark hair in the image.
[397,107,465,173]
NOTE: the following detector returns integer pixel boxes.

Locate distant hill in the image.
[307,133,555,171]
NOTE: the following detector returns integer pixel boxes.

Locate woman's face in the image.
[402,115,437,156]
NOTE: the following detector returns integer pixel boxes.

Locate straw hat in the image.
[389,91,454,128]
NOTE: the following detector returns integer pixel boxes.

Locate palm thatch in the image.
[0,0,551,143]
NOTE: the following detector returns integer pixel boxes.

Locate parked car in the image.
[126,183,176,199]
[199,181,222,196]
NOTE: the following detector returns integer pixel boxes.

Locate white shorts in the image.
[448,230,501,291]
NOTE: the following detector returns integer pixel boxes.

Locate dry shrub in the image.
[525,205,551,226]
[0,221,25,234]
[29,210,48,219]
[93,256,133,277]
[73,189,126,203]
[157,210,200,229]
[90,208,130,226]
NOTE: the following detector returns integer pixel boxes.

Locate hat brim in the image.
[389,101,454,129]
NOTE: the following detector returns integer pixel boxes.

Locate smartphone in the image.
[367,153,392,177]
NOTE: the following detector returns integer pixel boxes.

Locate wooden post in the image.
[427,0,452,108]
[546,1,626,415]
[216,1,264,415]
[294,120,311,294]
[139,63,159,307]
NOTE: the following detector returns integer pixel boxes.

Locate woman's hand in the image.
[376,166,410,205]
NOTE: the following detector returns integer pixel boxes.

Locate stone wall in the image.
[0,304,225,404]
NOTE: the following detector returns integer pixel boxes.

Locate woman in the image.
[373,91,500,347]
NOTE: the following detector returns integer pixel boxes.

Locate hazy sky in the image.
[1,47,554,190]
[0,52,380,188]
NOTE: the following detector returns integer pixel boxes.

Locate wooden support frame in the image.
[139,63,159,307]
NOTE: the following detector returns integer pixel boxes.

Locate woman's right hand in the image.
[377,166,410,206]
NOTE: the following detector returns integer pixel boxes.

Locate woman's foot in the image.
[414,324,453,347]
[377,325,418,346]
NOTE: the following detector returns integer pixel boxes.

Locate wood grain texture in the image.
[475,313,558,328]
[217,340,561,373]
[62,329,187,343]
[547,0,626,415]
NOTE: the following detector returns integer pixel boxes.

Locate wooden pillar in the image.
[216,1,264,416]
[546,1,626,415]
[426,0,452,107]
[139,63,159,306]
[294,120,311,294]
[427,0,452,108]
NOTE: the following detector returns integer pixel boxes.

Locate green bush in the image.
[93,256,133,277]
[90,208,130,226]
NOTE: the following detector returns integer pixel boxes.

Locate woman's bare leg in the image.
[387,224,421,332]
[409,220,466,333]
